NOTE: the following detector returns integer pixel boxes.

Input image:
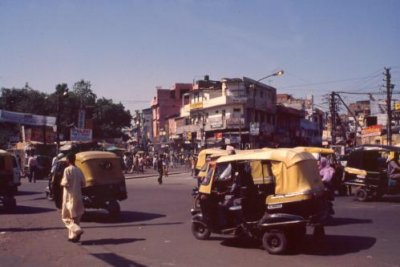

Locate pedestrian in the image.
[27,152,38,183]
[60,153,85,243]
[157,155,164,184]
[387,151,400,188]
[191,156,196,177]
[153,156,157,170]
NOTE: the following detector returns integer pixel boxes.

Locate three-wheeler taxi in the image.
[191,148,330,254]
[0,150,20,211]
[50,151,127,218]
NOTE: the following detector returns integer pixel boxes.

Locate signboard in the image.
[25,128,56,143]
[250,122,260,136]
[361,125,382,137]
[226,117,244,128]
[209,117,223,129]
[70,128,93,141]
[78,109,86,129]
[190,102,203,110]
[0,109,56,126]
[395,103,400,111]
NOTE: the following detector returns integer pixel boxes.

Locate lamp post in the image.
[55,84,68,153]
[250,70,284,148]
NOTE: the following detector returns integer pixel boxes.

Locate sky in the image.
[1,0,399,113]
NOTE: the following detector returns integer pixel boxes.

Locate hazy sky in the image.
[1,0,399,112]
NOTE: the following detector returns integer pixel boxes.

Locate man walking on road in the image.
[60,154,85,242]
[157,155,164,184]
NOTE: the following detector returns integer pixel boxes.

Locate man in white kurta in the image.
[61,154,85,242]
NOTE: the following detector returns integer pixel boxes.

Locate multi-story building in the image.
[177,76,277,149]
[150,83,192,145]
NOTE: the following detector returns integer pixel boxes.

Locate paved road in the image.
[1,172,400,267]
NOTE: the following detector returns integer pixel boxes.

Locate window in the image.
[233,108,241,112]
[260,91,264,98]
[216,110,219,114]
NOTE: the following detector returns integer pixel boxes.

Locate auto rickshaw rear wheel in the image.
[191,222,211,240]
[355,188,369,202]
[106,200,121,218]
[262,229,288,255]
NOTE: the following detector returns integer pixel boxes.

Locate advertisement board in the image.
[70,128,93,141]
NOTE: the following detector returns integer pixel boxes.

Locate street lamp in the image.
[250,70,284,148]
[55,85,69,152]
[257,70,284,82]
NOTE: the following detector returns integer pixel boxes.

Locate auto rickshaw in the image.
[191,148,330,254]
[49,151,127,217]
[344,145,400,201]
[0,150,20,211]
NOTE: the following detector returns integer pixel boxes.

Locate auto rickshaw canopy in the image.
[215,148,324,196]
[293,146,335,155]
[196,148,232,170]
[59,151,125,187]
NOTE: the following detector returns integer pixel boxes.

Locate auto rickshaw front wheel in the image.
[355,188,369,202]
[105,200,121,218]
[191,222,211,240]
[262,229,288,255]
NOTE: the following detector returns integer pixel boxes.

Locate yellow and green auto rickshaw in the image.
[0,150,20,211]
[49,151,127,218]
[191,148,330,254]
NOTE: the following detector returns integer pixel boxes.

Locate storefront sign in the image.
[0,109,56,126]
[70,128,93,141]
[209,117,223,128]
[226,117,244,128]
[190,102,203,110]
[361,125,382,137]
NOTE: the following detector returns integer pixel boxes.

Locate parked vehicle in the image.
[48,151,127,218]
[0,150,20,211]
[344,145,400,201]
[191,148,331,254]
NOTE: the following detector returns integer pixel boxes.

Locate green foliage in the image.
[0,81,132,139]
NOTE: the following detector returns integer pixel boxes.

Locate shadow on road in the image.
[301,234,376,255]
[16,190,42,196]
[0,205,55,215]
[0,222,183,233]
[220,234,376,256]
[91,253,147,267]
[82,210,166,223]
[325,217,373,226]
[82,238,145,246]
[378,195,400,203]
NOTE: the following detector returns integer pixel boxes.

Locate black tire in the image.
[191,222,211,240]
[262,229,288,255]
[355,188,368,202]
[106,200,121,218]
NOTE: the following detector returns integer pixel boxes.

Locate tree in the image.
[93,98,132,139]
[73,80,96,107]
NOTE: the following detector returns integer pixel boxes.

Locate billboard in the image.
[70,128,93,141]
[0,109,56,126]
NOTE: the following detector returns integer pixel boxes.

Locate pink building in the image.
[151,83,192,143]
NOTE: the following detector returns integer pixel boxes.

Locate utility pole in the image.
[329,92,337,145]
[385,67,393,145]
